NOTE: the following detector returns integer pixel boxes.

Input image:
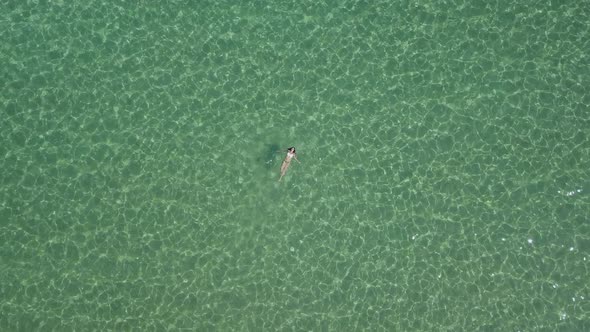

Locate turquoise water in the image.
[2,0,589,330]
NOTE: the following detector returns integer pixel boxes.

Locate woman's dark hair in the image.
[288,147,295,152]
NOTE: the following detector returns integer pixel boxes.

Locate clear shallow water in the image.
[1,0,589,330]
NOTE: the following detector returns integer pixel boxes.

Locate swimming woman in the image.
[279,147,300,182]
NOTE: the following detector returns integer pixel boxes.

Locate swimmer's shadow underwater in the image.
[258,143,281,170]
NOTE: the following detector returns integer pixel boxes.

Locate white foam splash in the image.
[558,189,582,196]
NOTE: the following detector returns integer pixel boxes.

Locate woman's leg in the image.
[279,161,290,181]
